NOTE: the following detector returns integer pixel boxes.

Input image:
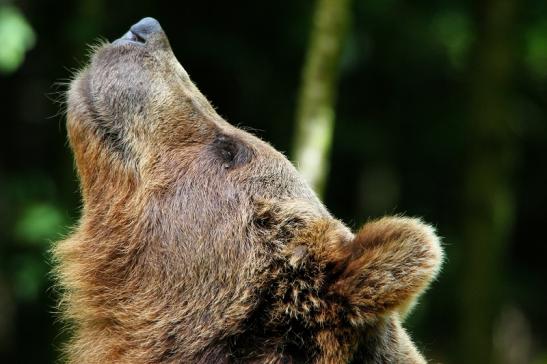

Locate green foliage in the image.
[0,5,35,74]
[15,203,65,245]
[525,21,547,77]
[431,9,473,68]
[532,354,547,364]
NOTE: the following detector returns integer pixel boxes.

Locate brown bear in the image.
[53,17,443,363]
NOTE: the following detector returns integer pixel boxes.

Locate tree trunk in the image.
[462,1,517,363]
[292,0,352,197]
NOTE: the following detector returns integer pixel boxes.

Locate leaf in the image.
[0,5,36,73]
[14,203,65,245]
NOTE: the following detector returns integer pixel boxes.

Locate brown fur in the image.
[53,20,443,363]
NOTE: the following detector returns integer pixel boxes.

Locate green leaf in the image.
[15,203,65,245]
[0,5,36,73]
[525,21,547,78]
[431,10,473,68]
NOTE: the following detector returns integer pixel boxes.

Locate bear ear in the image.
[330,217,443,325]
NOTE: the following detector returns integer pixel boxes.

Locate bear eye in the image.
[212,134,252,169]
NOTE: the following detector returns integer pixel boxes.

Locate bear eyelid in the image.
[211,134,253,169]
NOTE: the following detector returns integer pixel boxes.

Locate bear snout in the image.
[114,17,166,46]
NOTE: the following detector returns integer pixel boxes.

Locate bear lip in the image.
[113,30,146,46]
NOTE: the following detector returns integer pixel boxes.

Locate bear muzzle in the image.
[113,17,167,48]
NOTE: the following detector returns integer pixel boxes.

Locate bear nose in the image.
[116,17,164,45]
[130,17,163,41]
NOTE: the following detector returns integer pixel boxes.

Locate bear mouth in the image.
[114,29,147,45]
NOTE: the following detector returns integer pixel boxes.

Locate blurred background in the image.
[0,0,546,363]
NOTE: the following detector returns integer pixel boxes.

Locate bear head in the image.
[54,17,443,364]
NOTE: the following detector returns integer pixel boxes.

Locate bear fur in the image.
[53,18,443,363]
